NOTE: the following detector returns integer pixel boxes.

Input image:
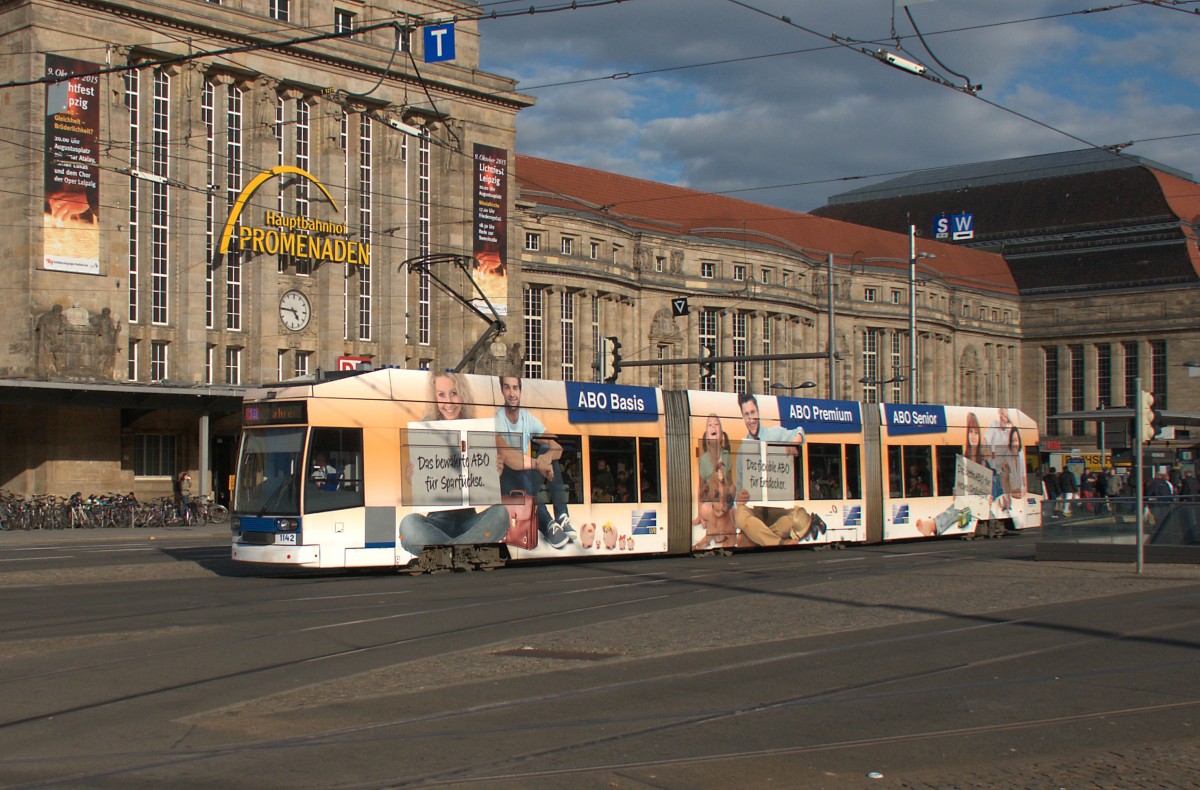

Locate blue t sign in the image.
[424,24,455,63]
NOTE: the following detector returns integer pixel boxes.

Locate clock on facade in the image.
[279,289,311,332]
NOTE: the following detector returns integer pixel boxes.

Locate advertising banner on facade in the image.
[43,55,101,274]
[472,143,508,316]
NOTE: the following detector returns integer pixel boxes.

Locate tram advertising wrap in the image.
[879,404,1041,540]
[230,368,1041,572]
[687,391,864,552]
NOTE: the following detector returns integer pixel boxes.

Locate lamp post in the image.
[771,380,818,393]
[908,225,935,403]
[858,375,907,403]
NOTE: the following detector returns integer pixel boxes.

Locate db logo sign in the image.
[337,355,372,372]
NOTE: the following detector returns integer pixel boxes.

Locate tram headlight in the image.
[276,517,299,532]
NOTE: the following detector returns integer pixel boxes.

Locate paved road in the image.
[0,528,1197,788]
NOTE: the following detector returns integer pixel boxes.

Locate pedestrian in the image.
[1042,467,1061,516]
[174,471,192,516]
[1058,468,1078,516]
[1181,471,1200,501]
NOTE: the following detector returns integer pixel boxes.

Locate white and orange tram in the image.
[230,368,1041,572]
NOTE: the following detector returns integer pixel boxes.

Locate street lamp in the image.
[909,224,935,403]
[771,381,817,393]
[858,375,907,403]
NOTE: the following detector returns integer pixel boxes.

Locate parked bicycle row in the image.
[0,491,228,531]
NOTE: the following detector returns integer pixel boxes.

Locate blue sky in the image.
[478,0,1200,211]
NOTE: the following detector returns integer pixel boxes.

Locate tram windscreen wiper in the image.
[257,476,295,517]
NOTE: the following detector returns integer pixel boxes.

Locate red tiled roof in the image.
[1149,169,1200,278]
[515,155,1018,294]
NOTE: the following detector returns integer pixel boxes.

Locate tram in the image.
[230,368,1041,572]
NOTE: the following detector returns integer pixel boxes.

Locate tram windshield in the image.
[235,427,305,515]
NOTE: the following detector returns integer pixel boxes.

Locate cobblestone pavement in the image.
[887,739,1200,789]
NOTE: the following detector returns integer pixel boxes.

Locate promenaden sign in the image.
[217,165,370,266]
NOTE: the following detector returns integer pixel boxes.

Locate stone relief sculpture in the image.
[34,303,121,381]
[648,307,682,345]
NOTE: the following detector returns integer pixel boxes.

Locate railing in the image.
[1040,496,1200,547]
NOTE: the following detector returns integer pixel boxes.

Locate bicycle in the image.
[194,495,229,524]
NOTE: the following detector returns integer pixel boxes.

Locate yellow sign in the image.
[217,165,369,266]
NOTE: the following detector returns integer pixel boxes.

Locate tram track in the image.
[0,537,1196,787]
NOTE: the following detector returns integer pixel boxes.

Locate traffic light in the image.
[699,345,715,380]
[1139,389,1156,443]
[603,336,622,383]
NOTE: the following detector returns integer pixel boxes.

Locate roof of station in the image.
[515,155,1019,295]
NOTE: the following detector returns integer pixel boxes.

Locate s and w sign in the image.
[934,212,974,241]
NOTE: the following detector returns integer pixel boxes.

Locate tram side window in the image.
[554,435,585,505]
[306,427,365,513]
[845,444,862,499]
[808,443,843,500]
[935,445,959,496]
[903,445,933,497]
[486,431,582,508]
[638,437,662,502]
[887,446,903,498]
[791,447,807,500]
[590,436,638,503]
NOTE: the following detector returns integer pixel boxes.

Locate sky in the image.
[476,0,1200,212]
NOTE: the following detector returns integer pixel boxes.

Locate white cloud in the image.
[480,0,1200,211]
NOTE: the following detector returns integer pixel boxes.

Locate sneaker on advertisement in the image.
[545,523,569,549]
[557,513,577,537]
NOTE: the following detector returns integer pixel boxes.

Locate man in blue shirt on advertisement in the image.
[495,376,573,548]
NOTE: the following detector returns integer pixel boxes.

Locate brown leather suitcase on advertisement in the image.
[502,491,539,549]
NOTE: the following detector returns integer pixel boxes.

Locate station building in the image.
[0,0,1192,502]
[813,150,1200,464]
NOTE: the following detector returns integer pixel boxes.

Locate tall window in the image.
[226,84,243,330]
[700,261,715,279]
[560,291,575,381]
[294,351,310,379]
[150,341,169,382]
[357,114,373,340]
[128,340,139,381]
[699,308,719,391]
[1045,346,1059,436]
[418,133,431,345]
[269,0,289,21]
[225,347,241,385]
[523,287,544,379]
[293,99,312,275]
[560,237,574,256]
[657,344,669,387]
[524,232,541,251]
[1096,343,1112,408]
[334,8,355,32]
[1123,341,1139,407]
[862,330,879,404]
[1151,339,1167,408]
[277,349,288,381]
[275,97,285,274]
[732,313,747,393]
[890,332,904,403]
[150,70,170,325]
[1070,344,1085,436]
[125,69,139,324]
[202,80,215,329]
[205,344,214,385]
[591,296,601,383]
[761,318,772,395]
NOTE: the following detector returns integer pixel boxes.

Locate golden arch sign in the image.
[217,165,370,266]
